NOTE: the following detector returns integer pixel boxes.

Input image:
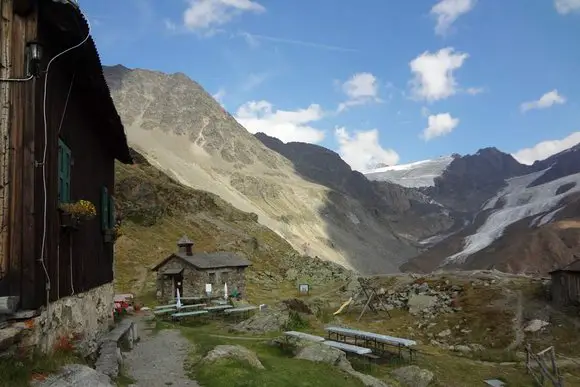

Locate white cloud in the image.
[520,90,566,112]
[409,47,469,102]
[466,87,484,95]
[421,113,459,141]
[241,73,269,91]
[335,127,399,172]
[180,0,265,32]
[337,73,382,112]
[431,0,477,35]
[555,0,580,14]
[235,100,325,144]
[512,132,580,165]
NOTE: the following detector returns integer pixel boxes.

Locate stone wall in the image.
[156,257,247,303]
[22,282,114,356]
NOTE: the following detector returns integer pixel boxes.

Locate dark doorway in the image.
[173,273,183,297]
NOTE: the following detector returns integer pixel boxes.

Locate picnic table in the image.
[283,331,325,342]
[325,326,417,361]
[223,305,257,321]
[171,310,209,321]
[154,303,177,310]
[204,305,233,312]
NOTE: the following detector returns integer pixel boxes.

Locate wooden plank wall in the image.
[551,272,580,307]
[0,0,39,309]
[0,0,13,286]
[36,20,115,303]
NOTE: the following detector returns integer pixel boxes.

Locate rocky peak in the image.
[424,147,531,213]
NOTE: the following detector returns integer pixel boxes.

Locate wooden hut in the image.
[0,0,132,313]
[549,260,580,307]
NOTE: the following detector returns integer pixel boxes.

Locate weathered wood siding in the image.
[0,0,40,310]
[35,16,115,305]
[550,271,580,307]
[0,1,118,310]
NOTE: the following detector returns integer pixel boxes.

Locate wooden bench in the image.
[171,310,209,320]
[323,340,372,355]
[224,306,257,314]
[154,304,177,310]
[325,326,417,361]
[153,308,177,316]
[284,331,325,343]
[178,303,207,310]
[204,305,233,312]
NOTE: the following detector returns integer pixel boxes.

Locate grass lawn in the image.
[158,321,368,387]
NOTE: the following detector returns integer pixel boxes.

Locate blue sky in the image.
[82,0,580,171]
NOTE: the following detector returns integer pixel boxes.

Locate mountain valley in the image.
[106,65,580,279]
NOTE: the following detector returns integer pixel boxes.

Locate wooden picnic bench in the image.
[204,305,233,312]
[178,303,207,310]
[325,326,417,361]
[154,304,177,310]
[283,331,326,342]
[171,310,209,321]
[223,305,257,321]
[153,308,177,316]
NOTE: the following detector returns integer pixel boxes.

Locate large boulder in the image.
[294,342,350,368]
[391,365,434,387]
[294,342,390,387]
[200,345,265,370]
[230,309,290,334]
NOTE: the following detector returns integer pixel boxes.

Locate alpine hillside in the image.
[104,64,580,277]
[104,65,450,274]
[365,146,580,274]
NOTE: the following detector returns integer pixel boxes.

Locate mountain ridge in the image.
[104,65,438,274]
[104,63,580,277]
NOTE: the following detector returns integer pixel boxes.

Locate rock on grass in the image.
[391,365,434,387]
[201,345,265,370]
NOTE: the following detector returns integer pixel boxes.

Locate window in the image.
[109,195,116,228]
[101,187,116,231]
[58,139,71,203]
[208,272,216,284]
[101,186,109,231]
[221,271,229,284]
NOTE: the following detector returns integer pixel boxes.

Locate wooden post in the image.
[0,0,14,285]
[17,4,37,310]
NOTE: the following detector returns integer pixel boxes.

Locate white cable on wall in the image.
[40,15,92,311]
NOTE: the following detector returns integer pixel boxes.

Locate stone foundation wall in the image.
[22,282,114,356]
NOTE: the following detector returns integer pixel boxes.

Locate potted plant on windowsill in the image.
[59,199,97,231]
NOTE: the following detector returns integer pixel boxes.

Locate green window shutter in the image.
[58,139,71,203]
[108,195,115,229]
[101,186,109,231]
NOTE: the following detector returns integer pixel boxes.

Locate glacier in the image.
[443,169,580,266]
[364,156,454,188]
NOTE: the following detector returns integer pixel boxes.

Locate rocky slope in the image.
[104,65,436,274]
[105,64,580,277]
[113,148,353,300]
[401,146,580,274]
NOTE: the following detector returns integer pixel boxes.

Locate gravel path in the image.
[124,315,200,387]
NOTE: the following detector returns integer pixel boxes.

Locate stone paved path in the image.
[124,314,200,387]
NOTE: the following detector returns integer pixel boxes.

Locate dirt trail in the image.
[124,314,199,387]
[507,290,524,351]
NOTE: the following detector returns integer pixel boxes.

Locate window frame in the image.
[58,138,72,203]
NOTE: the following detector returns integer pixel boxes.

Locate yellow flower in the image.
[60,199,96,220]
